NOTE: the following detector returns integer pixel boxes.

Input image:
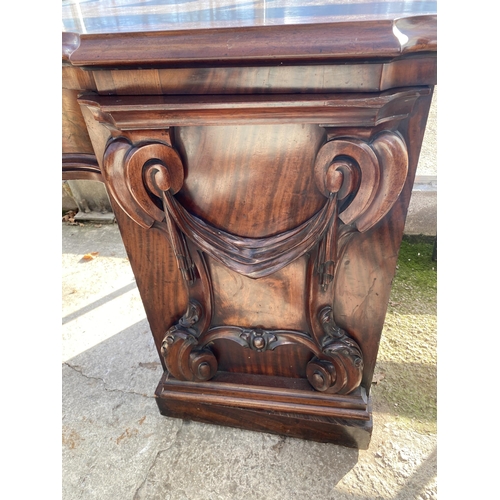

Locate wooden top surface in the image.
[62,0,437,68]
[63,0,436,33]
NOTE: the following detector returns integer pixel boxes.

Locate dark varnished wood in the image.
[88,57,435,96]
[65,17,436,69]
[62,90,94,154]
[63,4,436,448]
[79,89,429,128]
[155,372,373,449]
[62,153,102,182]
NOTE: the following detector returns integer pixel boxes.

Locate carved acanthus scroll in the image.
[306,306,363,394]
[160,317,362,394]
[160,301,218,382]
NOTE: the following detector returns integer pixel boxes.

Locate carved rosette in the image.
[239,329,278,352]
[102,129,407,394]
[201,326,319,354]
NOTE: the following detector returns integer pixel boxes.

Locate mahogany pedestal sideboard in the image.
[62,0,437,449]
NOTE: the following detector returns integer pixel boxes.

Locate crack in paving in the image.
[77,460,98,500]
[63,362,154,399]
[133,421,184,499]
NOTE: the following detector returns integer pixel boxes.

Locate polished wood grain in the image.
[63,4,436,448]
[79,89,429,128]
[89,58,436,95]
[62,90,94,154]
[62,153,102,182]
[65,16,436,68]
[156,372,373,448]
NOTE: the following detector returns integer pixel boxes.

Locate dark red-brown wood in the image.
[66,17,436,68]
[62,4,436,449]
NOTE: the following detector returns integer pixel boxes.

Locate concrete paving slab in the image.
[404,191,437,237]
[62,223,436,500]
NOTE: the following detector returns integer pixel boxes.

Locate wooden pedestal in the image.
[62,5,436,449]
[155,371,372,449]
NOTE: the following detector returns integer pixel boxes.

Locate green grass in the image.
[371,235,437,434]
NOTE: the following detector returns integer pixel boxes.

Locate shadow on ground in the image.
[63,321,359,500]
[62,223,437,499]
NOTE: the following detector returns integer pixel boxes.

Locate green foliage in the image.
[390,235,437,315]
[372,235,437,434]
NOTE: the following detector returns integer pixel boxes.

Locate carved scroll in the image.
[310,130,408,297]
[306,307,363,394]
[102,138,183,229]
[160,317,362,394]
[314,131,408,232]
[160,301,218,382]
[102,130,407,395]
[102,138,198,282]
[302,131,409,394]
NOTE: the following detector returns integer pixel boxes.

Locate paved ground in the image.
[62,223,437,500]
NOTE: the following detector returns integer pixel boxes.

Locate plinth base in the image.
[154,371,373,449]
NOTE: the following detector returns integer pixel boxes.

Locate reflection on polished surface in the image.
[62,0,437,454]
[62,0,437,34]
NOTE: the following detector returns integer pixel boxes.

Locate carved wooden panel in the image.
[78,84,433,448]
